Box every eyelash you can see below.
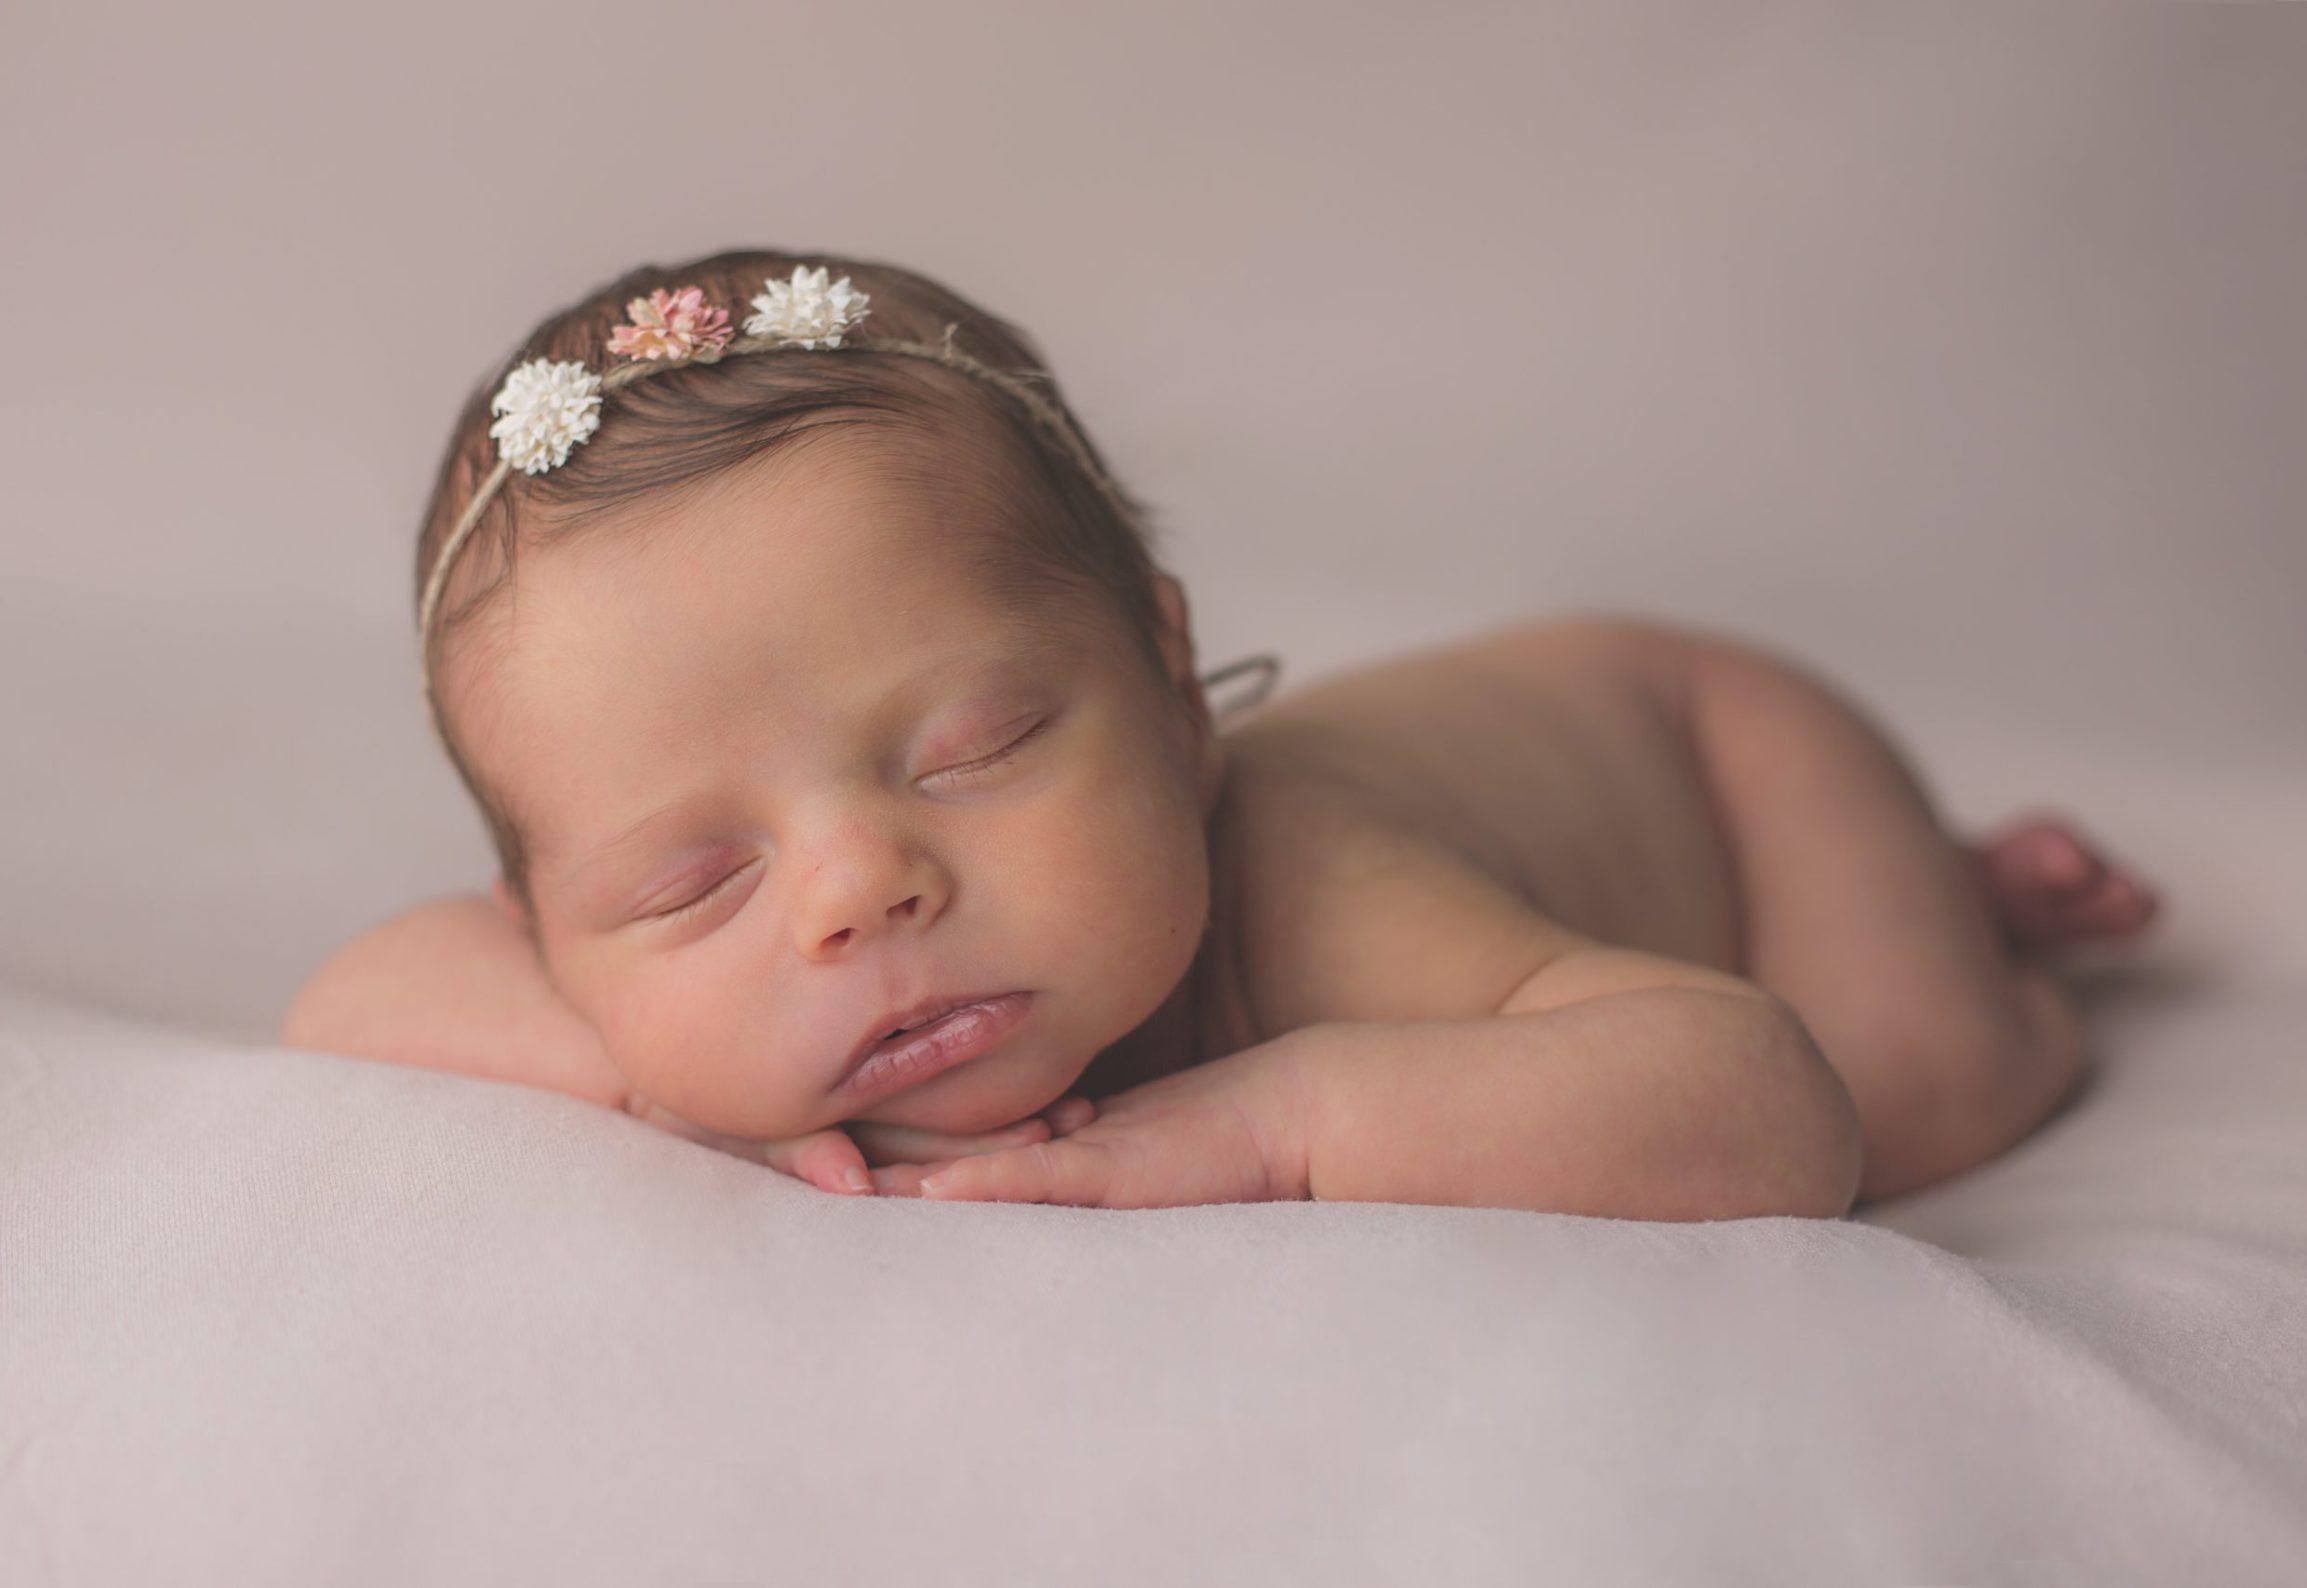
[652,859,756,924]
[643,720,1050,924]
[936,717,1048,784]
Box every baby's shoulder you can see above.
[1210,734,1599,1046]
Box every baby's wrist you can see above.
[1240,1029,1324,1202]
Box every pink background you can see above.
[1,2,2300,1036]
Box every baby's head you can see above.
[416,250,1234,1138]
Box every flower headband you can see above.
[415,266,1123,735]
[415,262,1283,754]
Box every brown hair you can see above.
[415,248,1181,914]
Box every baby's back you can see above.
[1208,613,1746,1048]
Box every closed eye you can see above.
[647,858,760,925]
[931,718,1050,785]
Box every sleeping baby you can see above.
[281,249,2162,1218]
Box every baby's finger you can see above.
[921,1137,1114,1206]
[754,1127,875,1196]
[846,1095,1096,1166]
[1046,1096,1098,1136]
[846,1113,1052,1168]
[629,1096,874,1195]
[869,1156,962,1198]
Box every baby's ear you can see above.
[1152,570,1193,656]
[1151,570,1203,700]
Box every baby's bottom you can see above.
[1658,627,2091,1205]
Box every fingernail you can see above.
[919,1173,948,1197]
[841,1166,871,1194]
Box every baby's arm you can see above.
[280,895,634,1111]
[1300,982,1861,1219]
[280,897,1094,1193]
[1212,782,1862,1219]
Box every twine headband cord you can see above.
[416,266,1280,759]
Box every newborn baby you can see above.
[282,249,2161,1218]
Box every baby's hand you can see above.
[845,1098,1098,1195]
[624,1091,1096,1196]
[882,1041,1315,1209]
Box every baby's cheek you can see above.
[590,970,720,1104]
[597,964,807,1133]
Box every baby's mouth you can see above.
[834,992,1036,1100]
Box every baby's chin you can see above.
[849,1051,1081,1136]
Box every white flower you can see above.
[489,358,604,475]
[744,264,871,348]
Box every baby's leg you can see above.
[1661,626,2088,1204]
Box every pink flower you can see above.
[608,285,734,362]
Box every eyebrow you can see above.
[575,788,729,877]
[542,644,1063,890]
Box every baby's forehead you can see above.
[462,554,1103,747]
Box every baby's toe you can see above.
[1992,820,2102,898]
[2086,872,2161,934]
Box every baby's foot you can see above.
[1964,811,2163,958]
